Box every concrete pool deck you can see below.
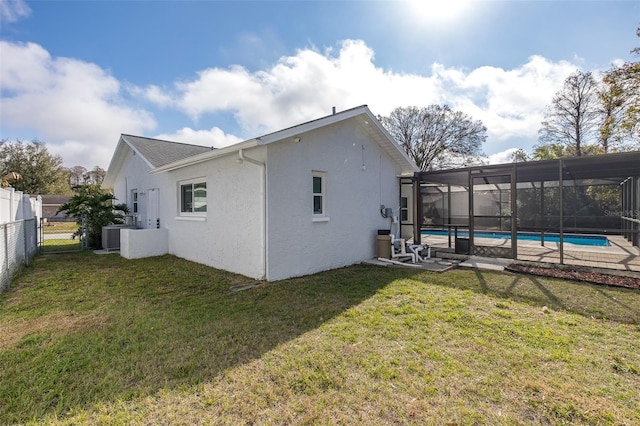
[421,234,640,273]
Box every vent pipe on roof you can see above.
[332,106,336,115]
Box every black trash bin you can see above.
[455,237,470,254]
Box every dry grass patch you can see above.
[0,311,109,349]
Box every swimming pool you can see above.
[421,229,611,247]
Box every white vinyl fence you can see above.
[1,187,42,292]
[1,218,38,292]
[1,187,41,224]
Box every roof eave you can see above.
[258,105,370,144]
[260,106,419,174]
[104,134,161,188]
[110,105,418,178]
[103,137,129,188]
[357,110,419,175]
[150,139,260,174]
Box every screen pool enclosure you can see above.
[406,151,640,268]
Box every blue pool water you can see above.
[421,229,611,247]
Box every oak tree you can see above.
[381,105,486,171]
[67,166,88,187]
[0,139,71,194]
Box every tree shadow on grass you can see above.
[407,266,640,325]
[0,255,406,424]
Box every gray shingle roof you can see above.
[121,134,214,168]
[40,195,71,205]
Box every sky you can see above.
[1,0,639,170]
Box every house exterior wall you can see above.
[265,120,402,281]
[106,108,416,281]
[42,205,65,221]
[111,147,172,230]
[165,148,266,280]
[41,196,71,221]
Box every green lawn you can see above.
[1,252,639,425]
[41,222,78,234]
[40,222,83,253]
[40,239,83,253]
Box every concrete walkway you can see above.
[364,255,514,273]
[458,256,513,271]
[363,257,459,272]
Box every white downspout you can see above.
[238,149,268,280]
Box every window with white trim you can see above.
[131,189,138,213]
[179,179,207,216]
[312,171,326,216]
[400,197,408,221]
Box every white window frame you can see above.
[178,178,207,219]
[312,171,329,222]
[400,196,409,222]
[131,189,138,214]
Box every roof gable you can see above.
[258,106,419,175]
[151,106,419,175]
[40,195,71,205]
[103,135,214,188]
[121,134,213,168]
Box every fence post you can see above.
[24,218,36,266]
[39,217,43,254]
[3,223,9,291]
[23,220,28,267]
[34,218,38,258]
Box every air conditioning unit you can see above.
[102,225,134,250]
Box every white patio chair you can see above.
[408,243,431,262]
[390,234,416,263]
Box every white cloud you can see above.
[0,0,31,24]
[435,55,577,142]
[0,41,156,168]
[129,84,173,107]
[485,148,520,165]
[154,127,243,149]
[1,38,591,170]
[143,40,446,135]
[151,40,577,151]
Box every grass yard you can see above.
[40,222,83,253]
[41,222,78,234]
[1,253,639,425]
[39,239,83,253]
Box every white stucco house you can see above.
[103,105,418,281]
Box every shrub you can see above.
[57,184,129,248]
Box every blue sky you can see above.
[1,0,639,169]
